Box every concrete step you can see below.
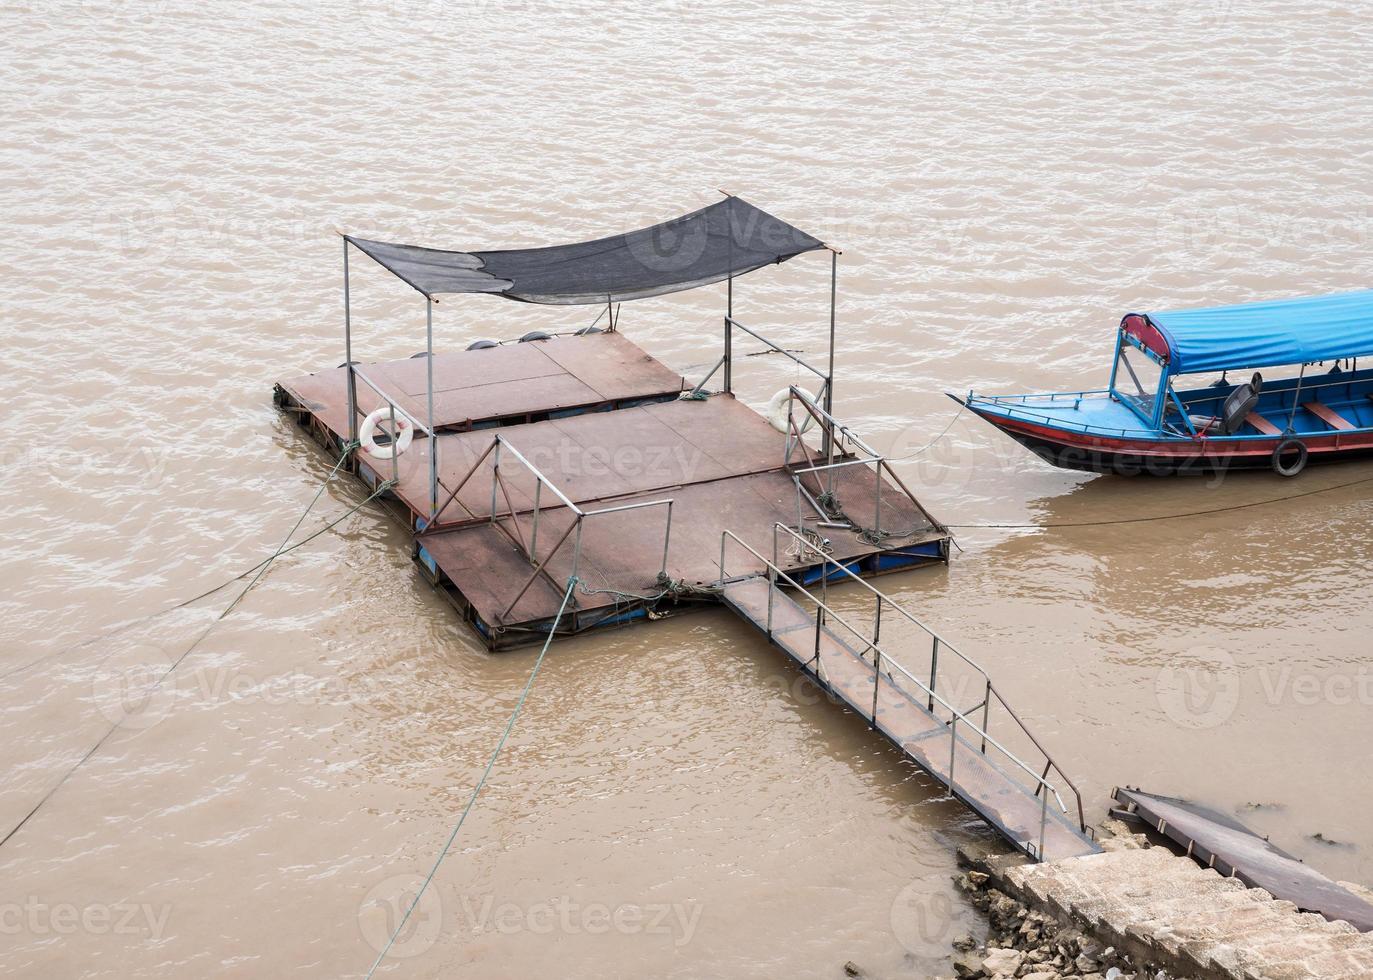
[995,846,1373,980]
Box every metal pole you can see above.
[344,238,358,443]
[426,298,437,520]
[490,439,502,524]
[388,403,399,486]
[820,552,829,626]
[767,529,777,634]
[660,501,673,577]
[1286,362,1307,433]
[531,480,542,559]
[823,249,837,457]
[870,646,881,729]
[981,681,991,754]
[874,459,883,536]
[948,714,957,795]
[1039,790,1049,861]
[723,317,732,395]
[928,637,939,712]
[572,516,584,585]
[725,203,734,397]
[812,601,822,668]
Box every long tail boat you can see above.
[953,290,1373,476]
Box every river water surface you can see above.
[3,1,1372,976]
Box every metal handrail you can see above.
[789,452,938,539]
[968,393,1161,439]
[582,498,675,582]
[725,316,829,383]
[423,432,675,620]
[769,524,1086,836]
[718,529,1075,829]
[1176,373,1373,408]
[349,365,435,437]
[978,386,1373,441]
[774,523,991,675]
[784,386,881,462]
[980,389,1111,404]
[490,435,584,516]
[778,388,946,537]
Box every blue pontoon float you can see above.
[955,289,1373,476]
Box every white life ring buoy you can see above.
[766,387,818,435]
[360,407,414,459]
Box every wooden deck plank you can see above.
[1303,400,1356,431]
[721,577,1098,862]
[1245,412,1281,436]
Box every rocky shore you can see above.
[937,866,1185,980]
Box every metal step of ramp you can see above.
[718,550,1100,862]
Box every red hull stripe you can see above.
[981,411,1373,460]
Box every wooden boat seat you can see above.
[1188,412,1280,436]
[1245,413,1281,436]
[1303,400,1355,431]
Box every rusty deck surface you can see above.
[723,577,1099,862]
[275,331,950,645]
[278,330,684,434]
[412,394,945,630]
[380,395,807,526]
[423,463,945,631]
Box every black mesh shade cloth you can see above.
[345,197,825,305]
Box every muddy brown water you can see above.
[3,1,1372,976]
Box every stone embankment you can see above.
[942,829,1373,980]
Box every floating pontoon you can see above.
[276,197,951,648]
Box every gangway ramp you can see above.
[719,525,1099,862]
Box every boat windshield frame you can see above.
[1108,328,1169,429]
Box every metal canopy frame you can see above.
[717,242,842,456]
[338,201,840,525]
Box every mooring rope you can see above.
[0,446,393,851]
[885,404,967,461]
[947,472,1373,530]
[2,444,378,682]
[364,576,579,980]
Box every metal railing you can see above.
[686,315,834,424]
[722,315,831,394]
[968,390,1162,439]
[718,523,1091,861]
[1176,373,1373,412]
[422,433,673,622]
[780,387,945,538]
[346,364,439,500]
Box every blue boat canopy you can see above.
[1135,289,1373,375]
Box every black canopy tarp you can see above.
[345,196,825,305]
